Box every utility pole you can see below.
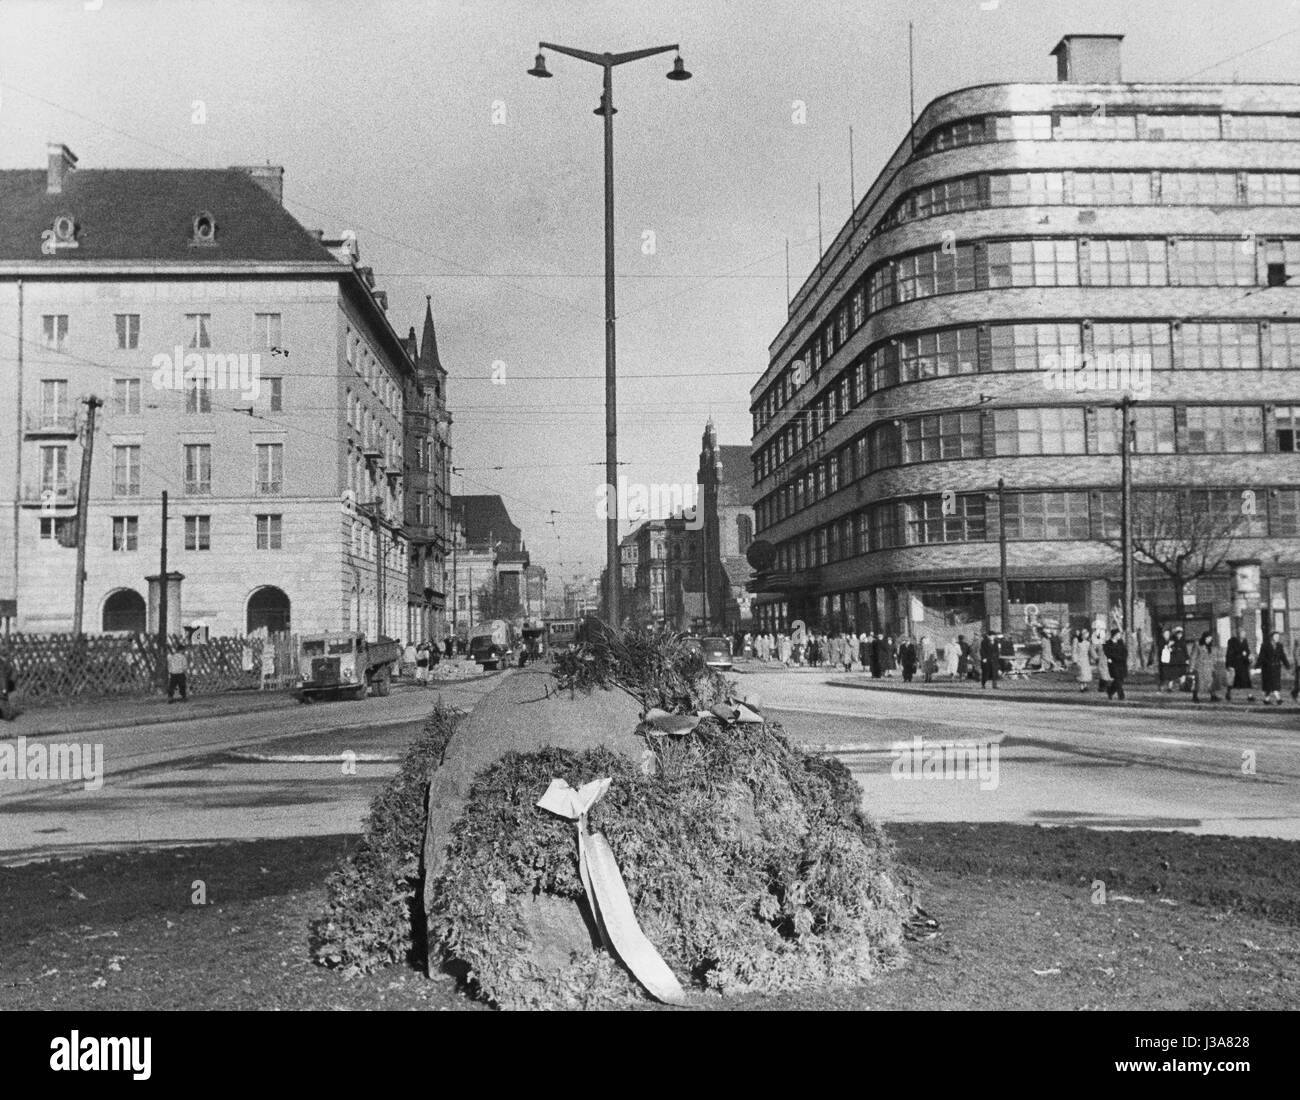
[1119,395,1136,667]
[157,489,168,688]
[997,477,1010,633]
[371,505,384,640]
[71,395,102,636]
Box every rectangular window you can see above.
[1274,489,1300,536]
[989,323,1081,372]
[1232,115,1300,141]
[112,378,141,415]
[266,377,283,412]
[115,313,140,349]
[1072,171,1152,205]
[1092,321,1173,372]
[896,245,977,300]
[39,444,68,493]
[256,514,283,550]
[1172,239,1257,286]
[255,443,283,494]
[113,445,141,497]
[986,240,1078,287]
[869,423,902,470]
[869,502,902,551]
[1245,172,1300,206]
[1056,112,1137,140]
[1180,322,1260,370]
[42,314,69,350]
[111,516,138,552]
[902,412,983,463]
[988,172,1065,207]
[183,443,211,495]
[897,327,979,381]
[1182,406,1264,453]
[39,516,75,542]
[1095,406,1176,454]
[1159,172,1239,205]
[1003,492,1091,540]
[851,285,865,330]
[1088,239,1167,286]
[1276,405,1300,452]
[185,378,212,414]
[184,515,211,551]
[253,312,282,348]
[992,407,1085,456]
[915,176,982,218]
[1144,114,1221,141]
[38,379,70,425]
[992,114,1052,141]
[925,116,991,152]
[185,313,211,349]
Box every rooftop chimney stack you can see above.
[1051,34,1124,83]
[232,164,284,205]
[46,144,78,194]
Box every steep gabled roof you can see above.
[0,168,336,263]
[452,494,521,552]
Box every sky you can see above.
[2,0,1299,585]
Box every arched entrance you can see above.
[102,588,147,633]
[247,586,291,634]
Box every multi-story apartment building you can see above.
[400,297,452,645]
[750,35,1300,650]
[0,145,420,638]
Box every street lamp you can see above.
[528,40,692,630]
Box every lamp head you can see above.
[667,55,692,81]
[528,52,552,78]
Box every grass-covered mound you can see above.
[427,714,910,1010]
[309,703,460,975]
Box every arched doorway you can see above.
[102,589,147,633]
[247,586,291,634]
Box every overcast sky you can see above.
[3,0,1298,584]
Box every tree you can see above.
[475,580,522,623]
[1110,490,1245,622]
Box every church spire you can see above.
[419,294,443,376]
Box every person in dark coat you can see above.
[979,631,1000,689]
[1225,627,1254,702]
[898,638,918,682]
[882,636,898,676]
[1255,631,1291,705]
[858,634,871,673]
[869,634,884,678]
[956,635,971,680]
[1167,628,1190,692]
[1102,628,1128,700]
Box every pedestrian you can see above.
[957,634,974,680]
[1255,630,1291,705]
[1037,627,1057,673]
[869,633,883,678]
[942,638,960,680]
[1154,628,1173,691]
[1050,630,1065,673]
[1070,629,1092,692]
[1190,631,1224,703]
[778,632,791,665]
[1102,628,1128,700]
[883,636,898,677]
[1168,628,1190,693]
[979,631,1000,689]
[841,634,854,673]
[807,634,820,667]
[166,643,189,702]
[899,637,918,683]
[415,642,430,684]
[858,633,870,674]
[1226,627,1254,702]
[1291,636,1300,703]
[919,635,938,683]
[1090,630,1109,693]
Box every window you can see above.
[253,312,282,348]
[868,422,902,470]
[1245,173,1300,206]
[986,240,1078,287]
[42,315,68,350]
[1183,406,1263,453]
[989,323,1081,372]
[1056,112,1137,140]
[923,116,989,152]
[185,313,211,349]
[112,378,141,415]
[1180,323,1260,370]
[1088,239,1167,285]
[851,285,865,330]
[896,327,979,382]
[183,443,211,495]
[40,444,68,493]
[988,172,1065,207]
[112,516,138,552]
[115,314,140,349]
[992,114,1052,141]
[1092,321,1172,371]
[1274,489,1300,536]
[1145,114,1220,140]
[1276,406,1300,452]
[868,502,902,550]
[1265,240,1300,285]
[184,515,211,551]
[1159,172,1238,205]
[895,244,976,301]
[38,379,70,425]
[39,516,75,542]
[914,176,981,218]
[902,412,983,463]
[255,443,283,494]
[266,377,283,412]
[1072,171,1151,205]
[1003,492,1090,540]
[869,265,894,312]
[113,445,140,497]
[902,494,987,544]
[185,378,212,414]
[1181,488,1265,537]
[1232,115,1300,141]
[1095,406,1176,454]
[256,514,283,550]
[993,407,1085,455]
[1172,239,1256,286]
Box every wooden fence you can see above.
[0,632,299,703]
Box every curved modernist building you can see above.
[749,35,1300,648]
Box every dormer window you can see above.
[191,212,217,246]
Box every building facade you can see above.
[750,36,1300,652]
[697,420,756,634]
[0,146,426,639]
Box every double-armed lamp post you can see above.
[528,41,692,629]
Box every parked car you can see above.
[701,636,733,671]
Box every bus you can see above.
[547,618,578,650]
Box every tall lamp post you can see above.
[528,41,692,630]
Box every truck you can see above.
[467,619,517,670]
[296,632,402,702]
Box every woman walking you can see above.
[942,638,960,680]
[1071,629,1092,693]
[898,637,918,683]
[1154,628,1172,692]
[1167,628,1190,693]
[919,635,938,683]
[1225,627,1254,702]
[1102,628,1128,700]
[1190,631,1225,703]
[1255,630,1291,705]
[1090,630,1109,694]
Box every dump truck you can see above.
[467,619,517,670]
[296,632,402,702]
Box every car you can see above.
[701,636,733,671]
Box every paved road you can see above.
[742,671,1300,839]
[0,678,499,866]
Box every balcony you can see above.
[361,445,383,464]
[20,482,77,510]
[24,410,79,438]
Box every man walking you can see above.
[979,631,1000,689]
[166,643,189,703]
[1226,627,1254,702]
[1102,628,1128,700]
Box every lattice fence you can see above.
[0,632,299,703]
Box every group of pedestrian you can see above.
[1152,625,1297,705]
[402,640,442,684]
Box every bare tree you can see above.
[475,581,522,623]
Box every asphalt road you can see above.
[0,678,499,866]
[746,671,1300,839]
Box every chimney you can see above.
[1051,35,1124,83]
[232,164,284,205]
[46,144,78,194]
